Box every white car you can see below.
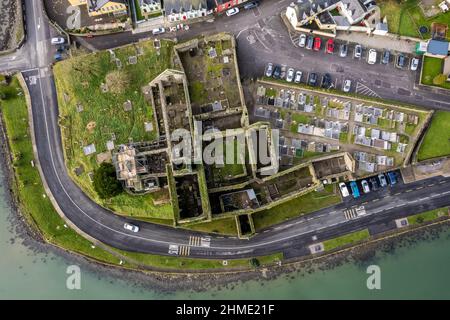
[51,37,65,45]
[361,180,371,193]
[342,79,352,93]
[339,182,350,198]
[265,63,274,77]
[410,57,419,71]
[286,68,295,82]
[367,49,377,65]
[294,70,302,83]
[226,7,239,16]
[152,27,165,35]
[124,223,139,233]
[298,34,307,48]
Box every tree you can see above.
[250,258,260,268]
[93,162,122,199]
[433,74,447,86]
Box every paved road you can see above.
[2,0,450,262]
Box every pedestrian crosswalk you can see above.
[189,236,211,248]
[178,245,190,256]
[168,236,212,256]
[344,206,366,220]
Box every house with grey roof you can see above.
[164,0,211,22]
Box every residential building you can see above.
[164,0,211,22]
[213,0,249,13]
[138,0,163,17]
[69,0,128,17]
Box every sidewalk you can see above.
[336,32,419,54]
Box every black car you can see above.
[396,54,406,68]
[273,65,281,79]
[306,35,314,50]
[369,177,379,191]
[382,50,390,64]
[308,73,318,86]
[244,1,259,9]
[321,73,333,89]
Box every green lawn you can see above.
[290,113,310,133]
[211,139,246,180]
[418,111,450,161]
[252,184,341,231]
[421,56,450,90]
[182,217,238,236]
[323,229,370,251]
[408,207,448,225]
[54,39,175,220]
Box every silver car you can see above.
[298,34,307,48]
[410,57,419,71]
[342,79,352,93]
[124,223,139,233]
[354,44,362,59]
[265,63,274,77]
[294,70,302,83]
[286,68,295,82]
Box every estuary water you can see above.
[1,164,450,300]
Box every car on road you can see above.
[56,45,66,53]
[354,44,362,58]
[339,182,350,198]
[286,68,295,82]
[410,57,419,71]
[306,35,314,50]
[313,37,321,51]
[244,1,259,9]
[361,180,371,193]
[152,27,165,35]
[396,54,406,68]
[308,72,318,86]
[326,39,334,54]
[265,63,274,77]
[226,7,240,16]
[54,53,63,61]
[294,70,303,83]
[369,177,379,191]
[342,79,351,92]
[367,49,377,64]
[339,44,348,57]
[350,181,360,199]
[387,171,398,186]
[378,173,388,187]
[51,37,65,45]
[382,50,390,64]
[273,65,281,79]
[298,34,307,47]
[124,223,139,233]
[321,73,333,89]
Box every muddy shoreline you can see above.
[1,110,450,294]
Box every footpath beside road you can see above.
[336,32,419,53]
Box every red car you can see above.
[313,37,321,51]
[326,39,334,54]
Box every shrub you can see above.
[93,163,123,199]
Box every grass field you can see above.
[323,229,370,251]
[54,40,175,221]
[417,111,450,161]
[182,217,238,236]
[421,57,450,90]
[379,0,450,40]
[252,184,341,231]
[407,207,448,225]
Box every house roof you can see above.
[88,0,126,12]
[427,39,450,56]
[164,0,207,14]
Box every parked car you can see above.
[54,53,63,61]
[124,223,139,233]
[326,39,334,54]
[339,44,348,57]
[410,57,419,71]
[342,79,352,93]
[313,37,322,51]
[226,7,239,16]
[350,181,360,199]
[306,35,314,50]
[244,1,259,9]
[265,63,274,77]
[378,173,388,187]
[286,68,295,82]
[321,73,333,89]
[354,44,362,58]
[339,182,350,198]
[387,171,398,186]
[152,27,165,35]
[51,37,65,45]
[308,72,318,86]
[299,34,307,48]
[367,49,377,64]
[294,70,303,83]
[382,50,390,64]
[56,45,66,53]
[361,180,371,193]
[369,177,379,191]
[273,65,281,79]
[396,54,406,68]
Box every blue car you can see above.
[350,181,360,199]
[387,172,397,186]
